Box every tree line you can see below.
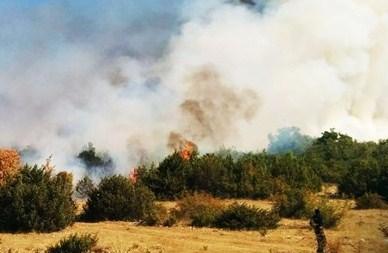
[0,128,387,233]
[136,129,388,200]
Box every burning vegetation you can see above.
[168,132,198,160]
[129,168,139,183]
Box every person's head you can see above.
[314,208,320,215]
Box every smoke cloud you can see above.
[1,0,388,179]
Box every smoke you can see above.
[0,0,184,178]
[267,127,313,154]
[2,0,388,179]
[163,0,388,149]
[177,67,259,146]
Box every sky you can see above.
[0,0,184,68]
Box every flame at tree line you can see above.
[167,132,198,161]
[129,132,197,182]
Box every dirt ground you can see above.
[0,200,387,253]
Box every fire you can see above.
[129,168,138,183]
[0,149,21,184]
[180,141,196,160]
[167,132,198,160]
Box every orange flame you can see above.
[129,168,138,183]
[180,141,196,160]
[168,132,198,160]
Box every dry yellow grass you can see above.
[0,200,387,253]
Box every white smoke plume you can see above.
[1,0,388,179]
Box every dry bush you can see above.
[176,192,224,220]
[273,188,308,218]
[142,203,169,226]
[380,223,388,238]
[0,149,21,184]
[305,194,349,228]
[356,193,387,209]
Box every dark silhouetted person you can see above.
[310,209,327,253]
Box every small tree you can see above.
[81,175,156,222]
[75,176,95,199]
[0,165,76,232]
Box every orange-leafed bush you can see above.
[0,149,21,183]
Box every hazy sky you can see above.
[0,0,184,69]
[2,0,388,178]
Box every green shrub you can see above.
[274,189,307,218]
[191,205,221,227]
[213,203,280,231]
[139,153,190,200]
[0,165,76,232]
[141,204,168,226]
[82,175,156,222]
[75,176,95,199]
[46,233,97,253]
[318,204,344,229]
[356,193,387,209]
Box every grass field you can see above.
[0,200,387,253]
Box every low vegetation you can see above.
[305,196,348,229]
[176,193,223,219]
[141,203,169,226]
[172,193,280,231]
[356,193,387,209]
[274,189,347,228]
[213,203,280,231]
[46,233,97,253]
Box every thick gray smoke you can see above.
[0,1,184,178]
[2,0,388,179]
